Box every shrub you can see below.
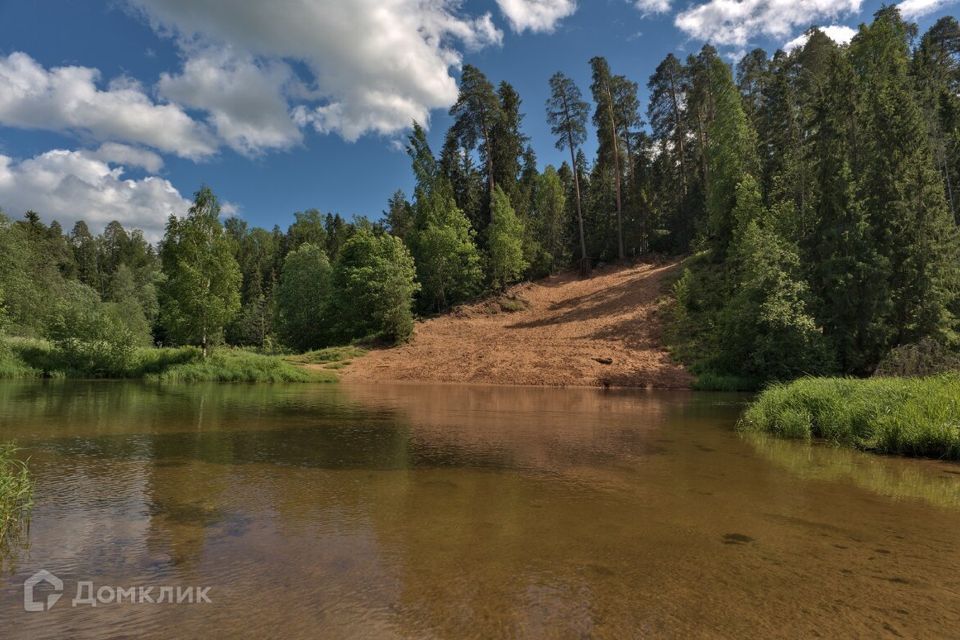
[46,302,141,377]
[874,337,960,378]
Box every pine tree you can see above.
[851,8,960,359]
[547,72,591,275]
[590,56,626,261]
[703,53,759,258]
[450,65,502,210]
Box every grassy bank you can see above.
[0,338,335,383]
[0,444,32,547]
[740,375,960,459]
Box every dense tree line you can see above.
[0,188,416,364]
[671,9,960,383]
[1,7,958,384]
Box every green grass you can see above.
[0,343,41,379]
[0,444,33,548]
[288,345,367,365]
[740,374,960,459]
[146,349,335,383]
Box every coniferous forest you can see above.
[1,7,958,389]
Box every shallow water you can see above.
[0,381,959,638]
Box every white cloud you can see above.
[495,0,577,33]
[158,46,302,156]
[0,51,216,160]
[0,149,189,240]
[898,0,958,19]
[675,0,863,47]
[784,25,857,51]
[128,0,503,141]
[90,143,164,173]
[633,0,671,16]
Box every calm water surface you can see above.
[1,381,959,638]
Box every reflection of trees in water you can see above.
[745,432,960,509]
[0,380,743,636]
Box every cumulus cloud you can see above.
[128,0,503,141]
[898,0,958,19]
[0,51,215,160]
[784,25,857,51]
[90,143,165,173]
[495,0,577,33]
[158,46,302,155]
[675,0,863,47]
[633,0,671,16]
[0,149,189,240]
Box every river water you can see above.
[0,381,958,638]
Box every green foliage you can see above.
[741,374,960,459]
[704,55,759,257]
[486,186,528,290]
[408,187,483,312]
[46,295,144,377]
[331,229,419,344]
[524,166,570,277]
[159,187,242,353]
[718,176,833,380]
[275,243,333,351]
[0,444,33,550]
[405,125,483,313]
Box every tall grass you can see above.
[1,337,335,383]
[0,444,33,548]
[740,374,960,459]
[147,349,335,383]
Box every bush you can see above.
[46,301,141,377]
[740,375,960,459]
[874,337,960,378]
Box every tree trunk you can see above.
[603,82,624,261]
[560,92,589,276]
[483,124,495,203]
[668,70,688,194]
[570,145,589,277]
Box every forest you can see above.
[0,6,958,388]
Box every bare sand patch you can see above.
[339,260,692,389]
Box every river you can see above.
[1,381,958,638]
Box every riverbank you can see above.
[740,375,960,460]
[341,260,692,388]
[0,339,335,383]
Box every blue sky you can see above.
[0,0,956,239]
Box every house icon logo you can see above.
[24,570,63,612]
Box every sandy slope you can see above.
[340,260,693,389]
